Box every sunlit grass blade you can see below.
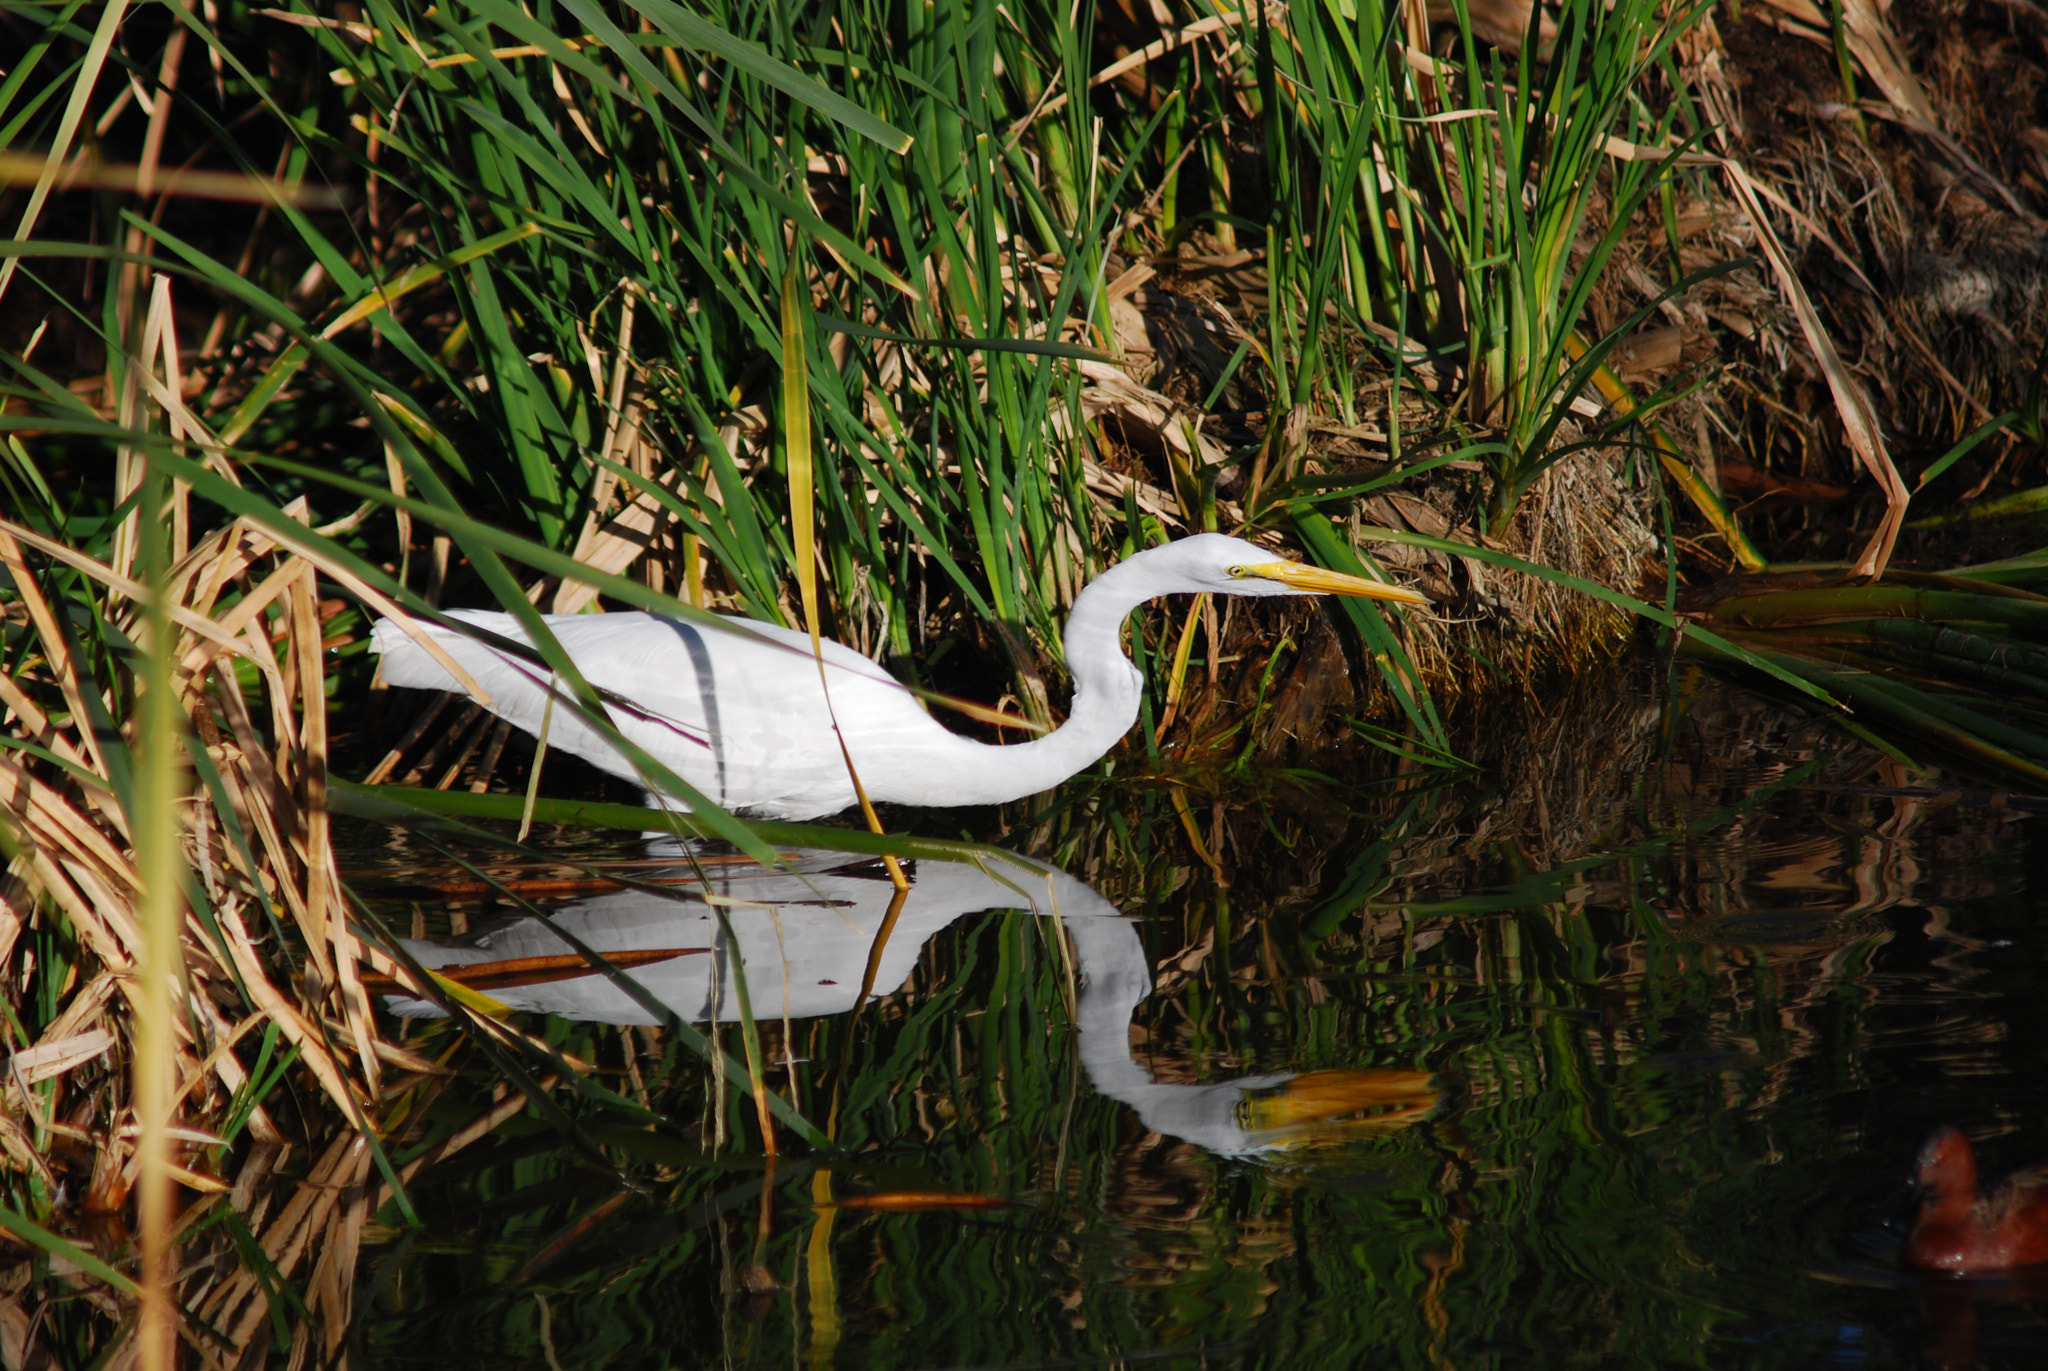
[0,0,130,308]
[131,468,183,1371]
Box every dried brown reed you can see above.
[0,273,565,1367]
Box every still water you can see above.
[351,670,2048,1369]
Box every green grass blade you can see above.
[0,1205,140,1294]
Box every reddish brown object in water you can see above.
[358,947,705,996]
[1905,1126,2048,1273]
[814,1192,1018,1212]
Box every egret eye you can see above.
[1226,565,1246,577]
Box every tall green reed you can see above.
[10,0,1735,776]
[233,6,1712,678]
[1239,0,1711,532]
[131,467,183,1371]
[282,0,1122,693]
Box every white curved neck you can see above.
[873,557,1155,806]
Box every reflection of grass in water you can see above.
[347,703,2018,1368]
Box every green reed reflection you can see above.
[348,682,2046,1370]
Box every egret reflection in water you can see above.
[384,848,1437,1156]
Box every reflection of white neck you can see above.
[1061,911,1298,1155]
[390,852,1322,1155]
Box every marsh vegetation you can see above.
[5,0,2048,1364]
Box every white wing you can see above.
[371,610,950,818]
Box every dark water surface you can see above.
[349,672,2048,1370]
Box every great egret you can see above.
[369,532,1427,819]
[385,848,1439,1155]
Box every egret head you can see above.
[1143,533,1431,604]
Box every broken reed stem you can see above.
[517,676,557,844]
[133,467,185,1371]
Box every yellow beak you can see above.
[1237,1068,1442,1148]
[1238,560,1432,604]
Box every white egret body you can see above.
[369,533,1425,819]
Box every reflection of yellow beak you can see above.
[1237,1068,1441,1148]
[1238,560,1432,604]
